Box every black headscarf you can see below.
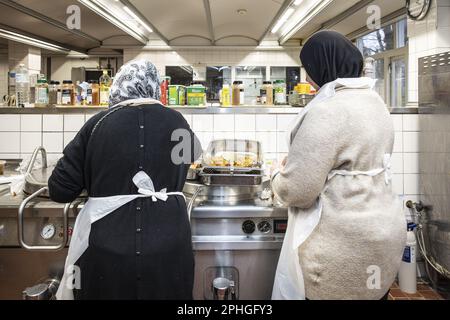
[300,30,364,88]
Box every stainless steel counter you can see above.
[0,105,419,114]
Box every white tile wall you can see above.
[277,115,295,132]
[193,115,213,131]
[392,115,403,131]
[256,115,277,131]
[43,132,63,153]
[256,132,277,153]
[393,132,403,152]
[404,153,419,174]
[213,131,234,140]
[0,132,20,153]
[64,115,85,132]
[235,115,255,132]
[235,131,256,140]
[277,132,289,153]
[404,174,420,195]
[20,132,41,153]
[403,132,420,152]
[21,115,42,132]
[43,115,64,132]
[213,115,234,132]
[392,174,404,195]
[0,115,20,131]
[391,153,404,174]
[403,115,420,131]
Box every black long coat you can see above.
[48,103,201,300]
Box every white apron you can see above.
[271,77,393,300]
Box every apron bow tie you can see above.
[133,171,169,202]
[138,187,169,202]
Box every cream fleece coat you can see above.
[272,86,406,300]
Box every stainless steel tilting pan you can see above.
[18,147,80,251]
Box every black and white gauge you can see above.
[41,224,56,240]
[257,221,272,234]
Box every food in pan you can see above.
[209,152,258,168]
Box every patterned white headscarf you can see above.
[109,60,161,107]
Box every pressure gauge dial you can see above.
[41,224,56,240]
[258,221,272,234]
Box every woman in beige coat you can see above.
[271,31,406,300]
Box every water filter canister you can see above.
[399,222,417,294]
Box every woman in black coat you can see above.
[49,60,201,300]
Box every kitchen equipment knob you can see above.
[242,220,256,234]
[22,279,60,300]
[23,283,51,300]
[213,277,231,300]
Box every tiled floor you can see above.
[388,281,445,300]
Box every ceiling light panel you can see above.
[78,0,152,44]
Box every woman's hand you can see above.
[270,156,287,176]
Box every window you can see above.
[165,66,193,86]
[374,58,385,100]
[357,25,394,57]
[235,66,266,105]
[356,18,408,107]
[270,67,301,94]
[206,66,231,101]
[390,57,406,107]
[396,19,408,48]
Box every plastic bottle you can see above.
[15,64,30,108]
[399,222,417,294]
[61,80,75,105]
[222,83,231,107]
[99,70,112,106]
[260,81,274,106]
[35,77,49,108]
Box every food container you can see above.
[160,76,171,106]
[221,83,231,107]
[260,81,274,106]
[48,81,60,105]
[232,81,244,106]
[88,80,100,106]
[61,80,75,105]
[187,85,206,106]
[289,91,315,107]
[274,80,287,105]
[168,85,186,106]
[297,82,312,95]
[35,78,49,108]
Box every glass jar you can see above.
[260,81,274,106]
[35,78,49,108]
[232,81,241,106]
[274,80,287,105]
[88,80,100,106]
[48,81,60,105]
[61,80,75,106]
